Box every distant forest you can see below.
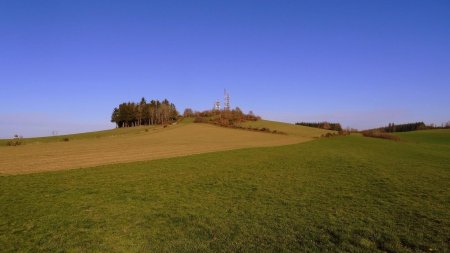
[367,122,427,133]
[111,98,179,128]
[365,121,450,133]
[295,122,343,131]
[383,122,426,132]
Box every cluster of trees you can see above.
[184,108,260,126]
[295,122,343,131]
[383,122,426,132]
[111,98,179,128]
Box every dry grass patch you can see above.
[0,122,323,174]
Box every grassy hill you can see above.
[0,120,329,174]
[394,129,450,145]
[0,129,449,252]
[0,125,153,146]
[240,119,334,137]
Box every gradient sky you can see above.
[1,0,449,137]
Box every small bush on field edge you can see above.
[361,131,400,141]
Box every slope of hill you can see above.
[1,130,448,252]
[240,119,334,137]
[394,129,450,145]
[0,121,329,174]
[0,125,154,146]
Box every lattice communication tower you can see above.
[224,89,230,110]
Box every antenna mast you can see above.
[224,89,230,110]
[214,100,221,110]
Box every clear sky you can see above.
[1,0,449,137]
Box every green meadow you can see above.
[1,129,449,252]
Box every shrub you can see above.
[320,131,353,138]
[193,117,207,123]
[296,122,343,131]
[6,139,22,146]
[338,130,351,136]
[362,131,400,141]
[6,135,23,146]
[62,137,70,142]
[321,132,338,138]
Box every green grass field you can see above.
[395,129,450,146]
[240,119,333,137]
[1,129,449,252]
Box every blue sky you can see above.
[1,0,449,137]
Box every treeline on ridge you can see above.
[111,98,179,128]
[366,122,429,133]
[295,122,343,131]
[382,122,426,132]
[361,122,432,141]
